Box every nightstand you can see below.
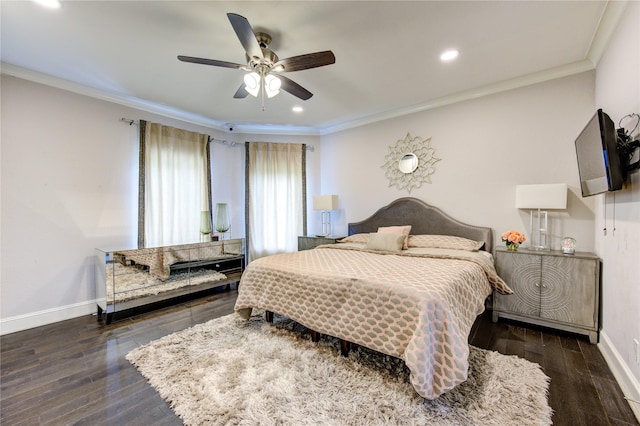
[298,236,344,251]
[492,247,601,343]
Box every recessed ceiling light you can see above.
[33,0,62,8]
[292,106,303,113]
[440,49,459,62]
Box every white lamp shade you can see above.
[313,195,338,211]
[264,74,281,98]
[243,72,260,97]
[515,184,567,209]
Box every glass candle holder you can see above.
[561,237,576,254]
[200,211,212,234]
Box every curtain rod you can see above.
[122,118,314,151]
[210,136,315,152]
[210,136,242,147]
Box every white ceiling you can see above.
[0,1,623,135]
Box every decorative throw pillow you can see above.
[339,234,369,244]
[377,225,412,249]
[364,232,405,252]
[407,234,484,251]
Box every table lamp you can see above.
[313,195,338,237]
[515,184,567,251]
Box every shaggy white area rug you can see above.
[127,312,552,425]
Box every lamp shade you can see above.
[264,74,281,98]
[515,184,567,209]
[313,195,338,211]
[243,72,260,97]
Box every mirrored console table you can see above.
[95,238,245,324]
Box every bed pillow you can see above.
[377,225,412,249]
[407,234,484,251]
[365,232,405,252]
[339,233,369,244]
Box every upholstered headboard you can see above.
[348,197,493,252]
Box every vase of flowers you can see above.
[502,230,526,251]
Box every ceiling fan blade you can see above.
[227,13,263,61]
[279,75,313,100]
[233,84,249,99]
[178,55,245,69]
[275,51,336,72]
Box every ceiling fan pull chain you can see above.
[261,75,266,111]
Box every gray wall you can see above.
[320,71,597,252]
[0,75,319,331]
[593,0,640,402]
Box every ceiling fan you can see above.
[178,13,336,102]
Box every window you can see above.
[245,142,306,260]
[139,120,211,247]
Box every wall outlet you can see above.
[635,339,640,365]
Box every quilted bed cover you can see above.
[235,243,511,399]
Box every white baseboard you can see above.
[0,300,97,336]
[599,331,640,422]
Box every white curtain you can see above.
[247,142,304,260]
[144,122,209,247]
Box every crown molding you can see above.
[318,0,628,135]
[319,59,596,135]
[0,62,322,136]
[586,0,629,67]
[0,62,226,129]
[0,59,598,137]
[1,0,626,137]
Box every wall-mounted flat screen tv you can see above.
[575,109,624,197]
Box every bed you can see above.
[234,197,512,399]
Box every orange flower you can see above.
[502,230,526,245]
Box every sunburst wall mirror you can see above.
[382,133,441,193]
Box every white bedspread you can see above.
[235,243,511,399]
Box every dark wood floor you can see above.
[1,287,638,425]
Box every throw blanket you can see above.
[235,243,511,399]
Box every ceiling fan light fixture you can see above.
[243,72,260,97]
[264,74,281,98]
[179,13,334,105]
